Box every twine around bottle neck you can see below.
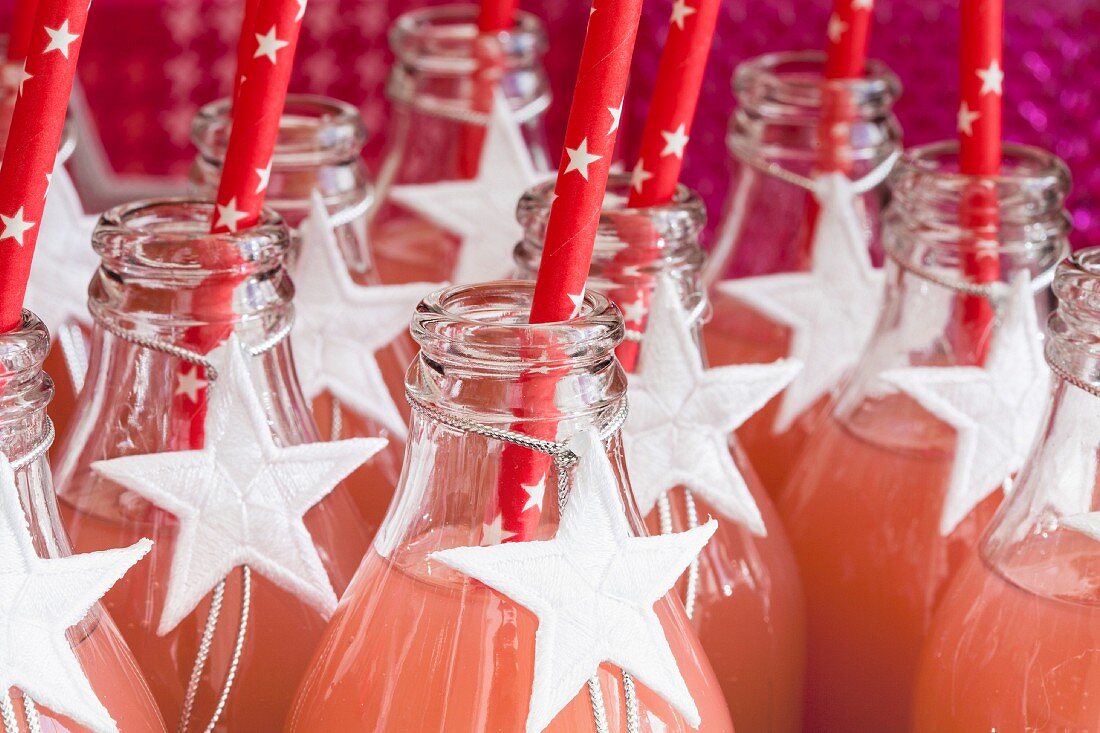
[386,65,551,127]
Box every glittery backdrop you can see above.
[9,0,1099,247]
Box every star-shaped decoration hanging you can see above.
[957,101,981,136]
[291,193,443,438]
[0,206,35,246]
[882,275,1049,535]
[659,124,690,159]
[719,172,884,432]
[624,276,801,534]
[976,59,1004,96]
[433,430,716,733]
[564,137,602,180]
[669,0,697,30]
[253,25,290,64]
[214,197,247,233]
[827,13,849,43]
[43,20,80,58]
[389,94,543,283]
[0,455,151,733]
[92,335,386,634]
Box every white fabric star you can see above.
[719,173,883,432]
[882,275,1049,535]
[433,430,716,733]
[389,94,543,283]
[669,0,697,30]
[292,194,442,438]
[0,456,151,733]
[43,20,80,58]
[976,59,1005,96]
[214,197,247,233]
[253,25,289,64]
[659,124,690,159]
[957,101,981,136]
[625,276,800,534]
[0,206,35,246]
[564,137,602,180]
[630,159,654,194]
[25,166,99,332]
[827,13,849,43]
[91,335,386,634]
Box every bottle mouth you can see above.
[734,50,902,118]
[389,4,547,74]
[412,281,624,373]
[1047,246,1100,385]
[93,198,289,283]
[192,94,367,167]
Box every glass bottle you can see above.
[287,282,733,732]
[367,4,553,286]
[191,94,405,536]
[702,50,903,497]
[912,246,1100,730]
[779,143,1070,730]
[52,200,372,731]
[514,175,805,732]
[0,310,165,733]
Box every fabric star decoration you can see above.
[433,430,716,733]
[25,165,99,333]
[91,335,386,634]
[882,274,1049,535]
[564,137,602,180]
[292,193,442,438]
[0,455,151,733]
[389,93,544,283]
[624,276,801,534]
[719,172,884,432]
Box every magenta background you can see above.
[4,0,1097,247]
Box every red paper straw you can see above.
[458,1,517,178]
[498,0,644,541]
[8,0,41,63]
[232,0,262,107]
[0,0,90,331]
[825,0,873,80]
[957,0,1003,364]
[479,0,518,32]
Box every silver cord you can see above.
[329,400,343,441]
[387,69,551,127]
[58,323,89,393]
[1,693,18,733]
[21,697,39,733]
[622,672,640,733]
[9,420,55,471]
[202,567,250,733]
[179,580,226,733]
[587,677,609,733]
[682,491,701,621]
[327,195,373,229]
[1047,357,1100,400]
[622,296,708,343]
[883,244,1059,300]
[725,137,901,197]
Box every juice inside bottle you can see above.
[289,283,733,732]
[53,200,372,731]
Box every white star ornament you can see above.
[433,430,716,733]
[91,335,386,634]
[0,456,151,733]
[625,276,800,534]
[719,172,884,432]
[882,274,1049,535]
[292,193,444,438]
[388,93,544,283]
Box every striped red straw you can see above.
[615,0,720,370]
[0,0,90,332]
[498,0,644,541]
[172,0,305,449]
[957,0,1003,364]
[7,0,41,65]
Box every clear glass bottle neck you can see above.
[190,95,370,229]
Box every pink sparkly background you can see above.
[6,0,1097,247]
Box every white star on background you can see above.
[720,173,883,432]
[174,365,207,403]
[254,157,273,194]
[0,455,151,733]
[564,137,602,180]
[608,98,624,134]
[630,159,654,194]
[976,59,1005,96]
[433,430,715,733]
[43,20,80,58]
[292,194,443,438]
[389,94,544,283]
[624,276,801,533]
[0,207,35,246]
[253,25,289,64]
[214,197,247,232]
[957,101,981,136]
[827,13,849,43]
[659,124,690,159]
[92,335,386,634]
[669,0,697,30]
[882,275,1049,535]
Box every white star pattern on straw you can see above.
[291,193,442,438]
[295,0,307,22]
[214,197,247,233]
[669,0,696,30]
[480,512,519,546]
[630,159,654,194]
[624,276,801,533]
[882,275,1049,535]
[827,13,849,43]
[14,61,32,96]
[568,291,585,318]
[659,123,690,159]
[92,335,386,634]
[608,98,624,135]
[957,101,981,136]
[389,94,544,283]
[174,365,207,403]
[720,173,883,432]
[976,59,1005,96]
[564,137,602,180]
[433,430,716,733]
[0,207,35,246]
[852,0,874,9]
[521,476,546,513]
[0,455,151,733]
[254,156,273,194]
[253,25,290,64]
[43,20,80,58]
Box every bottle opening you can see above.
[388,4,547,74]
